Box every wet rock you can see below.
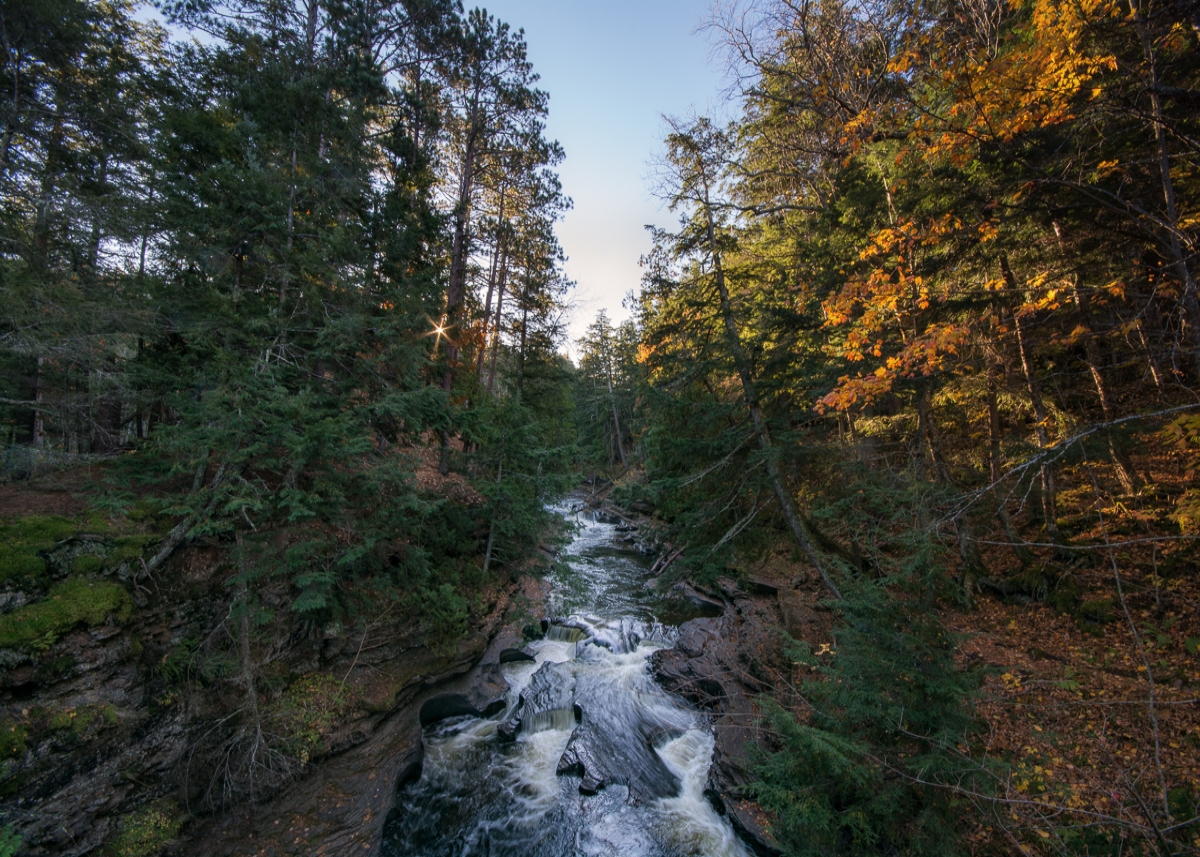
[480,697,506,717]
[742,576,779,596]
[517,660,575,731]
[497,647,536,664]
[672,581,726,614]
[393,752,423,793]
[652,613,784,855]
[555,705,681,802]
[497,717,521,742]
[496,658,572,740]
[418,694,481,727]
[652,618,728,707]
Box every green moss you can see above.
[1078,598,1115,625]
[270,673,353,764]
[124,500,163,524]
[71,554,105,574]
[46,709,74,732]
[0,720,27,759]
[109,535,159,563]
[0,552,45,582]
[0,577,134,651]
[0,515,89,584]
[36,703,115,737]
[0,824,21,857]
[1046,576,1082,615]
[105,800,182,857]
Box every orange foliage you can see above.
[902,0,1119,163]
[817,215,971,412]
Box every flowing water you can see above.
[379,504,751,857]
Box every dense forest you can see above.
[572,0,1200,854]
[0,0,1198,855]
[0,0,579,851]
[0,0,580,631]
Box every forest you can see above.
[0,0,1197,855]
[570,0,1200,854]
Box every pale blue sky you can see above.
[480,1,728,344]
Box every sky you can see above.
[477,1,730,347]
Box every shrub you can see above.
[270,673,352,764]
[752,578,989,857]
[419,583,469,651]
[0,720,26,759]
[0,578,134,650]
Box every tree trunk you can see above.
[1074,284,1144,493]
[486,261,508,395]
[605,360,627,467]
[1001,255,1064,547]
[443,93,482,393]
[477,235,507,382]
[703,191,841,600]
[919,385,986,600]
[482,457,503,575]
[987,351,1033,566]
[32,356,44,448]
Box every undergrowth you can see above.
[753,575,990,857]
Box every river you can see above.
[378,503,753,857]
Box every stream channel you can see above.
[379,503,753,857]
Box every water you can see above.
[379,504,751,857]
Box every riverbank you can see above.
[585,472,1200,855]
[187,573,550,856]
[0,472,559,857]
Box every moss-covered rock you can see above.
[270,673,354,764]
[1076,597,1116,634]
[71,554,105,575]
[1046,575,1082,615]
[0,577,134,650]
[0,721,27,760]
[105,800,183,857]
[0,516,79,584]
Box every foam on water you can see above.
[657,730,754,857]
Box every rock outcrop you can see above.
[651,578,828,857]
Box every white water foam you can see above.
[656,730,753,857]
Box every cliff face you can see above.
[0,479,551,857]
